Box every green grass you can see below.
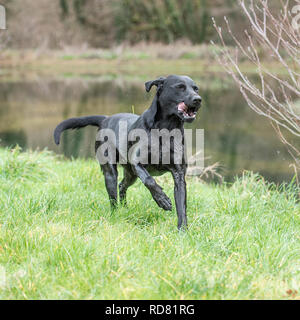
[0,147,299,299]
[1,47,296,83]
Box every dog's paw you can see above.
[153,192,172,211]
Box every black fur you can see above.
[54,115,106,145]
[54,75,202,230]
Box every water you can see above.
[0,74,296,183]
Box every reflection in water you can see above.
[0,76,297,183]
[0,130,27,148]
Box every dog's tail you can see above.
[54,115,107,145]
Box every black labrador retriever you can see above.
[54,75,202,230]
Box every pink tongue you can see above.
[178,102,196,118]
[178,102,186,112]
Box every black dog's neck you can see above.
[154,101,184,131]
[153,112,184,131]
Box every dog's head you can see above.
[145,75,202,126]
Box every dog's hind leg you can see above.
[119,166,137,206]
[101,164,118,210]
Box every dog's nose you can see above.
[192,96,202,106]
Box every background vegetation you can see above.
[1,0,260,49]
[0,1,299,300]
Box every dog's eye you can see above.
[193,86,199,92]
[177,84,186,91]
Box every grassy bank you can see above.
[0,46,295,81]
[0,147,299,299]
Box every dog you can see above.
[54,75,202,230]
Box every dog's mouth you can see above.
[177,102,197,121]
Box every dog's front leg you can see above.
[131,164,172,211]
[170,167,187,230]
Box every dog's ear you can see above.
[143,77,166,128]
[145,77,166,92]
[143,95,159,128]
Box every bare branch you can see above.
[213,0,300,176]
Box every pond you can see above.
[0,72,297,183]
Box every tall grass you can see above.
[0,147,299,299]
